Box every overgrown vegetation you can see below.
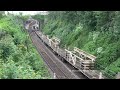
[0,12,51,79]
[35,11,120,78]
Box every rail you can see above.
[25,19,108,79]
[29,32,77,79]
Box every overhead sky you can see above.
[5,11,48,15]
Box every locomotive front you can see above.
[25,17,39,31]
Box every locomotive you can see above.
[25,16,39,31]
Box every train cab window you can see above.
[36,27,39,29]
[33,26,36,29]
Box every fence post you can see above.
[53,73,56,79]
[99,72,102,79]
[116,72,120,79]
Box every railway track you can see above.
[28,30,88,79]
[40,51,68,79]
[25,18,106,79]
[35,31,89,79]
[29,31,71,79]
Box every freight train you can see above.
[25,18,103,79]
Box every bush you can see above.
[0,15,51,79]
[41,11,120,78]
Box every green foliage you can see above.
[104,58,120,78]
[0,35,15,61]
[0,59,47,79]
[40,11,120,78]
[0,15,51,79]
